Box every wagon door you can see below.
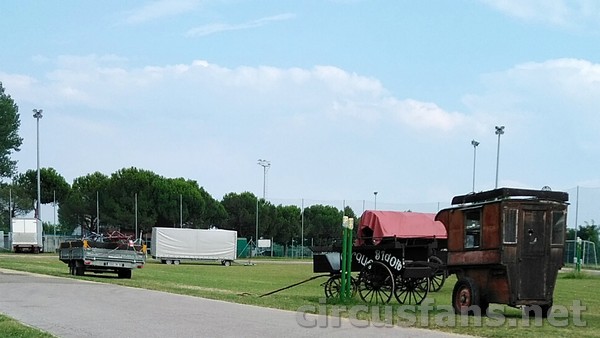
[517,206,547,300]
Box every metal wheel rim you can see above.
[455,286,472,309]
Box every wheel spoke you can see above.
[359,261,394,304]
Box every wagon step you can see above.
[402,266,433,279]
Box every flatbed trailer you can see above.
[59,239,146,279]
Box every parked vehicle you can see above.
[435,187,568,317]
[10,218,43,253]
[151,227,237,266]
[311,187,569,318]
[58,231,146,279]
[312,211,448,305]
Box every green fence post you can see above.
[576,237,583,273]
[345,218,354,299]
[340,216,349,301]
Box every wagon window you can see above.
[551,211,566,245]
[464,209,481,249]
[503,209,518,243]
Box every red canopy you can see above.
[356,210,447,245]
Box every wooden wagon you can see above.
[313,211,448,304]
[435,188,569,316]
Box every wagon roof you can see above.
[451,187,568,205]
[357,210,447,242]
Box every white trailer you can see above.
[151,227,237,266]
[10,218,43,253]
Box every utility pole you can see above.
[33,109,43,220]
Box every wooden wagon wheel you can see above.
[324,275,341,299]
[427,256,447,292]
[324,275,358,299]
[357,261,394,304]
[394,274,430,305]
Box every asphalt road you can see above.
[0,268,471,338]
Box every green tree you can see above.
[197,187,227,227]
[221,192,258,238]
[304,204,344,246]
[14,167,70,205]
[0,82,23,180]
[152,176,208,228]
[102,167,159,232]
[58,171,109,234]
[271,204,301,244]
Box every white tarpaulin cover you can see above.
[151,227,237,260]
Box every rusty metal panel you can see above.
[482,203,501,249]
[447,209,464,251]
[461,268,511,305]
[501,244,517,263]
[448,250,501,266]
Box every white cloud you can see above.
[466,58,600,112]
[462,57,600,183]
[186,13,296,37]
[124,0,199,25]
[4,56,482,205]
[480,0,600,28]
[3,57,472,134]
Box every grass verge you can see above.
[0,313,55,338]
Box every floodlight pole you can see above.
[256,159,271,249]
[257,159,271,200]
[494,126,505,189]
[374,191,378,210]
[33,109,43,220]
[53,190,56,236]
[135,193,138,240]
[96,191,99,234]
[180,194,183,228]
[301,198,304,259]
[471,139,479,192]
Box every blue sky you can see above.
[1,1,600,225]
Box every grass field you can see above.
[0,253,598,337]
[0,313,55,338]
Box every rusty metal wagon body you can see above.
[435,188,569,316]
[312,211,448,304]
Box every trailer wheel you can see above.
[173,260,180,265]
[74,261,85,276]
[118,269,132,279]
[222,260,231,267]
[452,277,481,315]
[166,260,172,265]
[357,261,394,304]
